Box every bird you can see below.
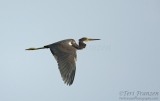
[26,37,100,86]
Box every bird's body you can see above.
[26,37,100,86]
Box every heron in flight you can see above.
[26,37,100,85]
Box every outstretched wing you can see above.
[48,39,77,85]
[57,53,76,85]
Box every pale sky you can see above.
[0,0,160,101]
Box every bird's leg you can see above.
[25,47,47,50]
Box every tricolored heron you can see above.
[26,37,100,86]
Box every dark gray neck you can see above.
[72,41,86,50]
[78,41,86,49]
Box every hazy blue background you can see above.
[0,0,159,101]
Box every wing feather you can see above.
[48,40,77,85]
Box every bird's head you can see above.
[79,37,100,43]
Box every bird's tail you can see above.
[25,46,48,50]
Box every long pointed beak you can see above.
[88,38,101,41]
